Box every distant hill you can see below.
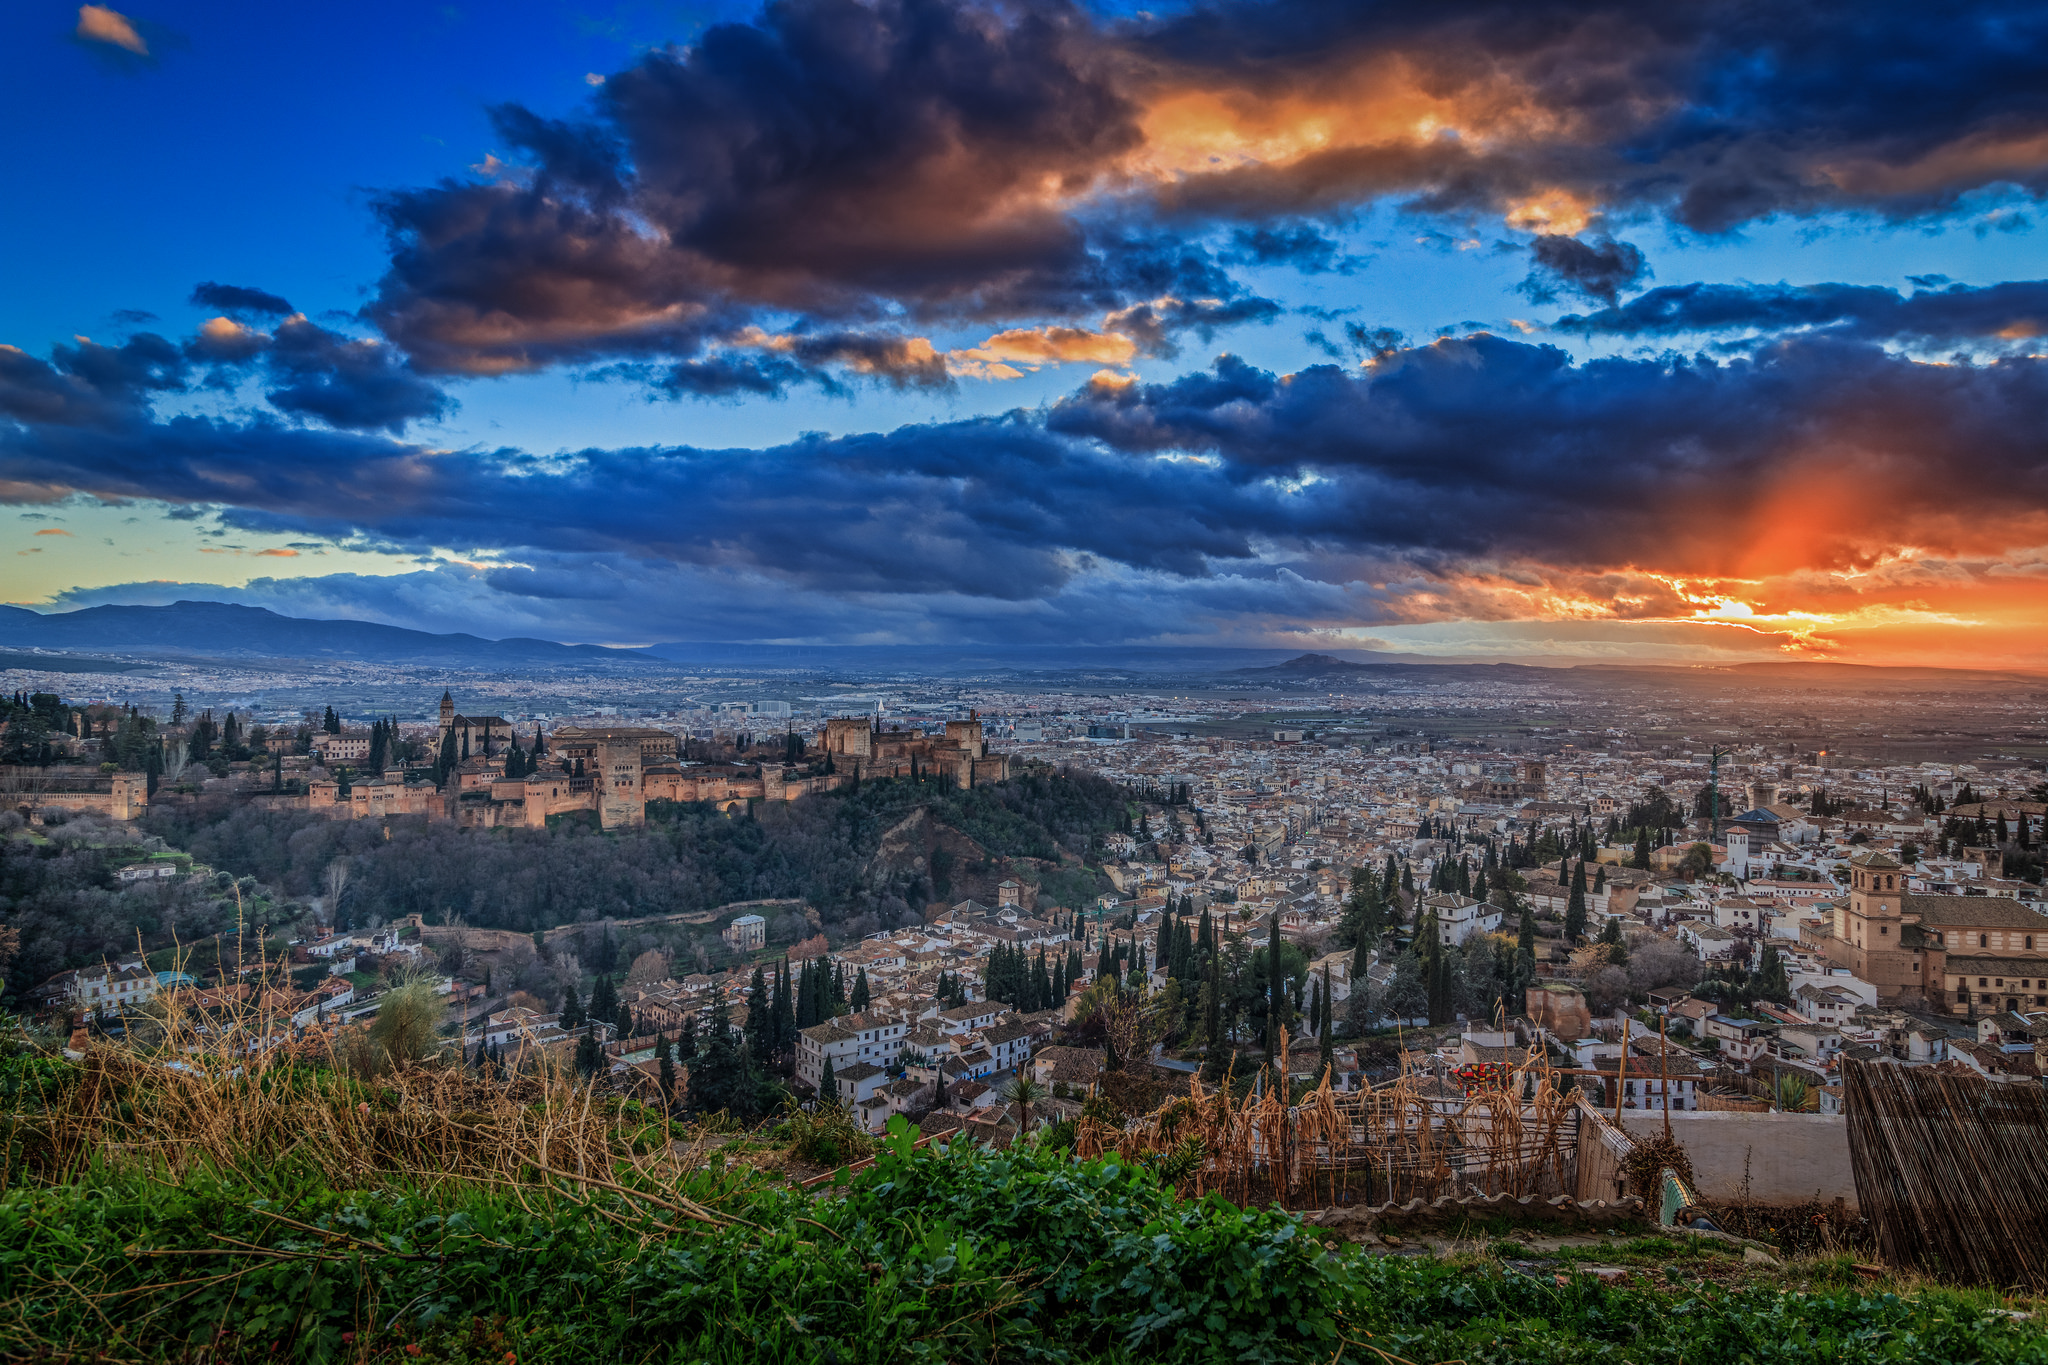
[1240,651,2043,690]
[1233,652,1562,684]
[0,602,656,668]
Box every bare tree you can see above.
[323,859,351,923]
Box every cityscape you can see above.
[7,0,2048,1357]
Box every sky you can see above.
[6,0,2048,666]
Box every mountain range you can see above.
[0,602,651,668]
[0,605,2038,687]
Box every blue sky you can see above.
[6,0,2048,664]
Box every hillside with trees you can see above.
[139,765,1130,943]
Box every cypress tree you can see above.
[819,1053,838,1106]
[1265,911,1284,1069]
[776,960,797,1057]
[1318,963,1335,1079]
[688,994,752,1116]
[1564,859,1589,943]
[851,966,870,1013]
[1203,951,1225,1079]
[767,961,786,1055]
[561,983,584,1030]
[744,966,769,1057]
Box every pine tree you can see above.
[561,983,584,1030]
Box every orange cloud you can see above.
[32,528,72,537]
[256,548,299,557]
[960,326,1138,368]
[76,5,147,55]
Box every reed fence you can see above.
[1844,1058,2048,1289]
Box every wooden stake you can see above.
[1660,1015,1672,1136]
[1615,1016,1630,1124]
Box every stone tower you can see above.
[598,739,644,829]
[439,690,455,736]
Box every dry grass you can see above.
[4,981,735,1230]
[1075,1030,1580,1210]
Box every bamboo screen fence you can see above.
[1844,1059,2048,1289]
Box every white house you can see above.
[796,1011,907,1092]
[1419,893,1502,947]
[1712,897,1777,933]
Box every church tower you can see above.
[439,690,455,736]
[1839,849,1912,996]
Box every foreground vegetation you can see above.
[5,1034,2047,1363]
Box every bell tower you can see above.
[1842,850,1909,996]
[439,690,455,736]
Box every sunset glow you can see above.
[4,0,2048,669]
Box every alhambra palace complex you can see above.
[231,696,1008,832]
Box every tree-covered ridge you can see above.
[137,765,1129,940]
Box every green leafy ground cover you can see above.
[5,1116,2045,1364]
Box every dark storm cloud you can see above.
[1520,235,1649,306]
[183,315,450,433]
[344,0,2048,390]
[1131,0,2048,231]
[189,282,295,318]
[1556,279,2048,346]
[1225,224,1360,274]
[366,0,1142,382]
[257,317,450,432]
[0,334,185,428]
[10,332,2048,601]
